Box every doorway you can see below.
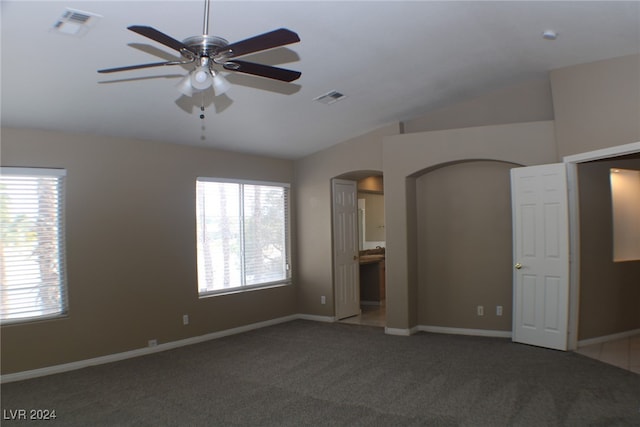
[332,171,386,327]
[509,143,640,351]
[332,178,360,320]
[564,141,640,350]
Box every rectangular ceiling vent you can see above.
[313,90,347,105]
[52,8,101,37]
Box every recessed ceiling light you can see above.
[542,30,558,41]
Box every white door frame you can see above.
[563,141,640,350]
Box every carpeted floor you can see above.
[2,320,639,426]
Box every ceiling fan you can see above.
[98,0,301,98]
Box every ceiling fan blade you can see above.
[128,25,196,55]
[98,60,192,74]
[224,28,300,58]
[223,60,301,82]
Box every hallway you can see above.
[576,334,640,374]
[338,304,386,328]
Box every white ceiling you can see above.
[2,1,639,159]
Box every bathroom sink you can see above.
[359,254,385,263]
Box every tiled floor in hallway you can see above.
[576,333,640,374]
[339,304,386,327]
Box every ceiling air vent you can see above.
[313,90,347,105]
[52,8,101,37]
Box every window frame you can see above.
[195,177,292,297]
[0,167,68,324]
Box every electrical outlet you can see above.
[496,306,503,316]
[321,296,326,305]
[183,314,189,325]
[148,339,158,347]
[477,305,484,316]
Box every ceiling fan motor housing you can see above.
[183,35,230,59]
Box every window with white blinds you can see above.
[0,168,68,323]
[196,178,291,296]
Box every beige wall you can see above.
[550,54,640,340]
[382,55,640,333]
[416,161,517,331]
[294,54,639,335]
[577,157,640,340]
[0,127,296,374]
[4,53,639,375]
[551,54,640,157]
[294,124,399,316]
[403,78,555,134]
[382,122,558,331]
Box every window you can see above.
[196,178,291,296]
[0,168,68,323]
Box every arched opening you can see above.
[412,160,521,331]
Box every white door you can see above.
[511,164,570,350]
[332,179,360,320]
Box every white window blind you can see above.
[196,178,291,295]
[0,168,68,323]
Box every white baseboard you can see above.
[577,328,640,348]
[0,313,308,384]
[418,325,512,339]
[384,325,420,336]
[384,327,411,336]
[297,314,335,323]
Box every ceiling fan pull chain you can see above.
[200,93,206,120]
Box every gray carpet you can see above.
[2,320,639,426]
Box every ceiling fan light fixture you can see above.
[212,72,231,96]
[176,74,195,97]
[191,67,213,90]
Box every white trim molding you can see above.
[297,314,336,323]
[563,141,640,164]
[577,328,640,348]
[418,325,512,339]
[384,326,420,336]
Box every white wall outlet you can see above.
[496,305,503,316]
[183,314,189,325]
[477,305,484,316]
[148,339,158,347]
[321,296,326,305]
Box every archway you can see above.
[413,160,521,332]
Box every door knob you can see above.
[514,263,522,270]
[353,255,358,261]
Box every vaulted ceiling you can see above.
[2,1,639,159]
